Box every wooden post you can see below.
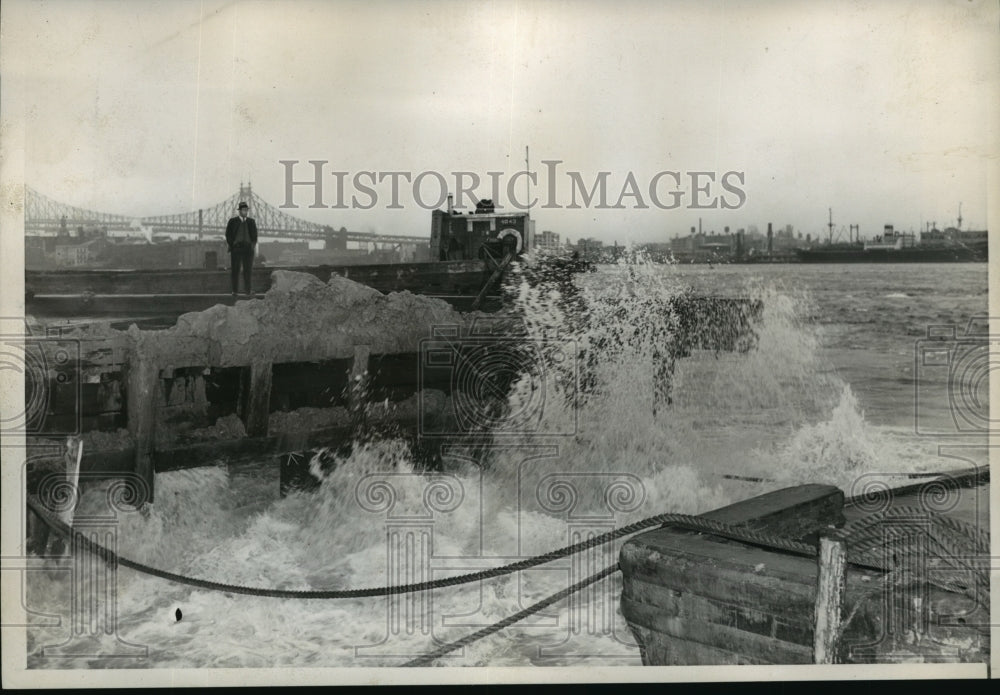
[813,535,847,664]
[348,345,370,433]
[60,436,83,530]
[125,353,159,504]
[238,361,273,438]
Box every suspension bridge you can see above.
[23,184,428,247]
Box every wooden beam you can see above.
[813,535,847,664]
[35,419,421,480]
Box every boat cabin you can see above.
[430,199,533,262]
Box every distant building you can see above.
[535,230,561,252]
[55,242,90,267]
[54,237,109,267]
[258,241,310,265]
[575,237,603,252]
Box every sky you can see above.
[2,0,997,244]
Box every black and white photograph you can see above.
[1,0,996,686]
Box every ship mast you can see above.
[957,202,962,230]
[525,146,530,213]
[828,208,833,245]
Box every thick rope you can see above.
[25,492,817,599]
[402,563,619,667]
[838,506,989,602]
[841,505,989,554]
[27,486,989,667]
[27,488,988,606]
[27,489,987,600]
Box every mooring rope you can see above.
[25,482,989,667]
[25,492,817,598]
[403,564,619,667]
[27,490,987,600]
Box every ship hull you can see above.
[25,260,492,297]
[24,260,504,323]
[795,245,986,263]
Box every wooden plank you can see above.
[24,261,485,298]
[633,625,766,665]
[813,536,847,663]
[699,483,844,532]
[78,447,135,475]
[621,542,818,623]
[58,417,423,480]
[622,575,814,646]
[621,597,814,664]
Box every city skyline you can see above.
[21,177,978,248]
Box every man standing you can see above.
[225,201,258,296]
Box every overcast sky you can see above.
[2,0,997,243]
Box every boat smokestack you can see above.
[447,194,453,215]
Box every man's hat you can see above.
[238,202,249,210]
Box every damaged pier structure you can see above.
[24,268,762,511]
[25,271,485,505]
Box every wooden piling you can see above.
[813,535,847,664]
[238,361,273,438]
[125,353,160,504]
[348,345,370,433]
[60,436,83,530]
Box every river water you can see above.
[25,260,990,669]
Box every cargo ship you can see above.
[795,225,987,263]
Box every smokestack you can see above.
[447,194,453,215]
[767,223,773,255]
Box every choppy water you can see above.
[25,260,990,668]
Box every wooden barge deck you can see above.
[25,260,505,320]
